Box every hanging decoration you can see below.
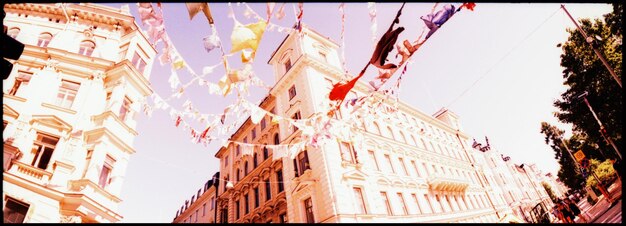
[185,3,214,24]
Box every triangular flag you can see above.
[185,3,214,24]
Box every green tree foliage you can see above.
[585,159,617,188]
[553,3,622,162]
[539,122,585,192]
[541,182,558,203]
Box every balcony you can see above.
[426,172,470,192]
[9,161,53,184]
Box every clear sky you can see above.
[100,3,613,223]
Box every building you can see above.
[172,172,220,223]
[206,24,515,223]
[3,3,155,223]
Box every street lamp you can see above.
[576,91,621,161]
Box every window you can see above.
[399,158,409,176]
[254,187,260,208]
[253,153,258,168]
[422,162,429,175]
[339,141,356,163]
[37,32,53,47]
[373,122,382,135]
[8,27,20,39]
[244,161,249,175]
[386,126,395,139]
[8,71,32,96]
[3,197,29,223]
[224,155,229,166]
[236,145,241,156]
[236,200,240,219]
[7,27,20,39]
[265,179,271,201]
[353,187,367,214]
[397,193,409,215]
[412,194,422,214]
[210,197,215,210]
[251,128,257,140]
[273,133,280,145]
[304,198,315,223]
[368,151,380,171]
[203,203,207,216]
[435,195,443,213]
[384,154,395,174]
[263,146,269,160]
[78,40,95,56]
[260,118,266,130]
[421,139,429,151]
[31,133,59,170]
[279,213,286,223]
[119,97,132,121]
[424,194,433,213]
[380,192,393,215]
[291,111,301,133]
[318,51,327,60]
[284,59,292,73]
[276,170,284,192]
[195,209,199,222]
[237,168,241,181]
[244,194,249,214]
[288,85,297,100]
[399,131,408,144]
[56,80,80,109]
[294,149,310,177]
[99,155,115,188]
[131,52,147,73]
[411,160,421,177]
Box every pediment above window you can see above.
[30,115,72,132]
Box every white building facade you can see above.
[211,25,529,223]
[3,3,155,223]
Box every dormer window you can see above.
[8,27,20,39]
[79,40,95,56]
[37,32,53,47]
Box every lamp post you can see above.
[576,91,621,161]
[561,4,622,88]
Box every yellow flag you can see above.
[230,20,267,54]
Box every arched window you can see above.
[253,154,258,168]
[273,133,280,145]
[263,144,269,159]
[399,131,408,144]
[244,161,249,176]
[386,126,395,140]
[373,122,382,135]
[8,27,20,39]
[78,40,95,56]
[37,32,53,47]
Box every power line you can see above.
[445,7,561,109]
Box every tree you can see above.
[554,3,622,162]
[585,159,617,189]
[539,122,585,193]
[541,182,558,203]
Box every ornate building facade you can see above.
[208,25,512,223]
[3,3,155,223]
[171,24,563,224]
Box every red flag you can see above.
[461,2,476,11]
[329,71,365,102]
[175,116,182,127]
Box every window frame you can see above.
[78,40,96,56]
[37,32,53,47]
[303,197,315,223]
[31,133,59,170]
[56,79,80,109]
[288,85,297,100]
[3,197,30,223]
[353,187,367,214]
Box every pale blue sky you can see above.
[100,3,613,223]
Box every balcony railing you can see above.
[426,172,470,192]
[10,161,53,184]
